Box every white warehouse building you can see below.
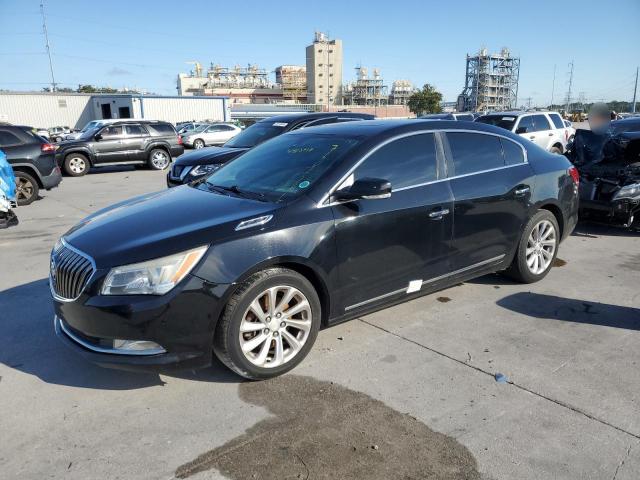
[0,92,230,129]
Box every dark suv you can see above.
[52,120,579,379]
[0,125,62,205]
[55,121,184,176]
[167,112,374,187]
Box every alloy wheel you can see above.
[194,140,204,149]
[68,156,86,174]
[525,219,556,275]
[16,177,34,202]
[151,151,170,169]
[239,285,312,368]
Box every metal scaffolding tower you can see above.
[342,66,388,106]
[460,47,520,112]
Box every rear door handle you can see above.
[548,132,554,136]
[428,207,450,219]
[515,186,530,196]
[528,136,536,140]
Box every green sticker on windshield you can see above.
[298,180,310,189]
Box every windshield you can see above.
[223,122,287,148]
[476,115,517,131]
[78,126,100,140]
[196,133,362,202]
[188,125,208,134]
[80,121,101,133]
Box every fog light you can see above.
[113,339,165,353]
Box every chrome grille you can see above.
[50,241,95,301]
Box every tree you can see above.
[407,84,443,116]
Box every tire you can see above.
[55,136,63,143]
[505,210,560,283]
[213,268,321,380]
[193,139,205,149]
[64,153,89,177]
[550,146,562,154]
[14,171,40,206]
[148,148,171,170]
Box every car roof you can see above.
[256,112,375,126]
[483,111,561,117]
[286,118,520,139]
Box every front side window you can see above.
[447,132,503,176]
[99,126,123,139]
[531,114,551,132]
[354,133,438,189]
[515,116,535,134]
[198,133,362,202]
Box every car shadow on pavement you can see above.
[497,292,640,330]
[0,278,240,390]
[572,221,640,238]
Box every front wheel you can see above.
[64,153,89,176]
[505,210,559,283]
[148,148,171,170]
[213,268,321,380]
[15,171,39,206]
[550,146,562,155]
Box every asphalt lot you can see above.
[1,164,639,479]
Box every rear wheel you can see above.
[14,171,39,206]
[213,268,321,380]
[148,148,171,170]
[550,146,562,154]
[64,153,89,176]
[505,210,559,283]
[193,139,205,149]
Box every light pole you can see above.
[40,0,57,91]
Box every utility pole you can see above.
[632,66,638,113]
[565,61,574,115]
[40,0,57,91]
[550,64,556,107]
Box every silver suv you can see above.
[476,111,569,153]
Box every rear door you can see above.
[122,124,148,161]
[332,132,454,312]
[93,125,127,163]
[203,125,227,145]
[548,113,568,150]
[444,131,534,271]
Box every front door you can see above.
[332,132,453,313]
[93,125,128,164]
[444,131,533,271]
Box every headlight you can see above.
[613,183,640,201]
[190,164,220,177]
[101,246,208,295]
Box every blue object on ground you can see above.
[0,149,16,202]
[494,373,508,384]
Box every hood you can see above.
[64,185,277,268]
[173,146,248,167]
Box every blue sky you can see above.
[1,0,639,106]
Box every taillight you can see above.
[177,135,183,145]
[41,143,56,153]
[568,166,579,185]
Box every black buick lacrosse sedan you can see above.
[51,120,579,379]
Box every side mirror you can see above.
[335,178,391,201]
[94,133,103,141]
[515,126,527,134]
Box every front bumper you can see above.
[579,198,640,227]
[53,273,230,372]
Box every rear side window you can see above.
[516,116,535,133]
[549,114,565,129]
[125,125,146,136]
[501,139,525,166]
[447,132,504,175]
[0,130,23,146]
[531,114,551,132]
[146,123,177,136]
[355,133,438,189]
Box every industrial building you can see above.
[343,67,388,106]
[0,92,229,129]
[458,47,520,112]
[275,65,307,103]
[306,32,343,106]
[389,80,415,106]
[177,63,283,104]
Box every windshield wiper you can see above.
[205,183,267,202]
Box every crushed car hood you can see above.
[173,146,248,167]
[64,186,277,268]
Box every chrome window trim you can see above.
[317,129,528,208]
[49,238,97,303]
[55,316,166,356]
[345,254,505,312]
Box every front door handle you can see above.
[529,136,536,140]
[515,186,530,196]
[548,132,554,136]
[428,207,450,219]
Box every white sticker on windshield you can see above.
[502,117,515,121]
[272,122,288,127]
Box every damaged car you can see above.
[565,117,640,228]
